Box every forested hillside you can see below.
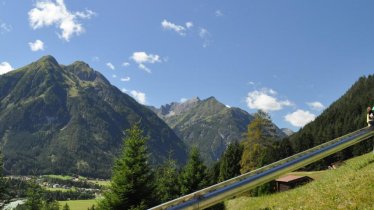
[290,75,374,169]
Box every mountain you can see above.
[149,97,200,118]
[151,97,286,165]
[0,55,187,178]
[289,75,374,168]
[281,128,294,136]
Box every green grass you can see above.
[43,174,75,180]
[45,187,73,192]
[226,152,374,210]
[58,199,97,210]
[87,180,110,187]
[43,174,110,186]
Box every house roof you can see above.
[275,175,307,182]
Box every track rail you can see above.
[149,127,374,210]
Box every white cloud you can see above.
[28,0,95,41]
[199,28,209,38]
[106,62,115,70]
[186,22,193,29]
[75,10,95,19]
[122,62,130,67]
[285,109,316,127]
[180,98,188,103]
[307,101,325,111]
[226,105,231,108]
[246,88,293,112]
[215,10,223,17]
[130,52,161,73]
[161,19,186,36]
[120,77,130,82]
[112,74,117,78]
[130,90,146,105]
[28,39,44,51]
[0,62,14,75]
[121,88,128,93]
[138,63,151,73]
[199,27,212,48]
[0,21,12,33]
[131,52,161,64]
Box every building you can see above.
[275,175,313,192]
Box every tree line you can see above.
[98,111,293,210]
[0,111,293,210]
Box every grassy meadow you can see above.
[59,199,97,210]
[226,152,374,210]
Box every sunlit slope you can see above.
[226,152,374,210]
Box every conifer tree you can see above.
[98,124,154,210]
[42,200,60,210]
[0,149,6,201]
[24,179,43,210]
[87,205,95,210]
[63,203,70,210]
[179,147,208,195]
[219,141,243,182]
[241,110,277,173]
[155,158,180,203]
[206,160,221,186]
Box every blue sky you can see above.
[1,0,374,130]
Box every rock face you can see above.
[151,97,286,165]
[0,55,187,178]
[281,128,295,136]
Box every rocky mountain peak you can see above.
[37,55,59,65]
[65,61,102,82]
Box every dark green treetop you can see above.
[98,124,155,210]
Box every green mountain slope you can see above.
[151,97,286,165]
[0,55,187,178]
[226,152,374,209]
[290,75,374,168]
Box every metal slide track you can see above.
[149,127,374,210]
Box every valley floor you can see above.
[226,152,374,210]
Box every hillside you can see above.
[151,97,286,165]
[226,152,374,209]
[0,55,187,178]
[290,75,374,169]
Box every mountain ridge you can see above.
[151,96,287,165]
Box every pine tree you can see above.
[42,200,60,210]
[206,160,221,186]
[241,110,277,173]
[87,205,96,210]
[179,147,208,195]
[219,141,243,182]
[0,149,6,201]
[98,124,155,210]
[63,203,70,210]
[24,179,43,210]
[277,138,294,159]
[155,158,180,203]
